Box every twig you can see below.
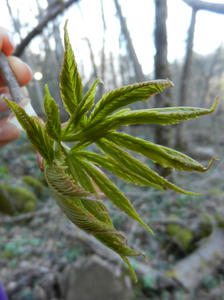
[14,0,80,57]
[0,208,53,225]
[0,52,23,103]
[149,218,186,227]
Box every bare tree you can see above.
[109,52,118,88]
[175,0,224,149]
[98,0,107,98]
[154,0,172,176]
[83,37,98,79]
[113,0,145,82]
[175,7,198,149]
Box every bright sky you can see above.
[2,0,224,75]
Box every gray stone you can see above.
[60,255,133,300]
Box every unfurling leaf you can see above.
[96,138,198,196]
[5,23,219,282]
[44,85,61,140]
[106,131,212,172]
[62,78,101,136]
[60,21,82,115]
[89,79,174,124]
[73,156,154,234]
[44,161,144,283]
[4,99,54,162]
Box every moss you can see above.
[165,270,178,279]
[0,188,15,215]
[166,224,193,251]
[215,215,224,229]
[22,175,44,197]
[0,184,37,215]
[198,214,213,237]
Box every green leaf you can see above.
[96,138,199,196]
[62,79,100,136]
[4,99,54,162]
[121,256,138,283]
[106,131,212,172]
[80,78,101,120]
[44,162,92,200]
[89,80,173,124]
[56,192,144,266]
[45,160,143,280]
[97,99,219,129]
[43,85,61,140]
[63,99,218,144]
[76,150,163,190]
[74,157,153,234]
[66,153,97,194]
[60,21,82,115]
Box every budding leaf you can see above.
[96,138,198,196]
[4,99,54,162]
[60,21,82,115]
[44,85,61,140]
[5,23,219,282]
[89,80,174,124]
[106,131,213,172]
[74,156,154,234]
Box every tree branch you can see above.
[14,0,80,57]
[182,0,224,14]
[0,208,53,225]
[0,52,24,103]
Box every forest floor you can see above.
[0,130,224,300]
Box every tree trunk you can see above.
[84,37,98,79]
[98,0,107,98]
[175,8,197,149]
[109,52,118,88]
[114,0,145,82]
[154,0,172,176]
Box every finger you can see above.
[0,27,14,56]
[0,121,20,146]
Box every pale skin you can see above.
[0,27,32,146]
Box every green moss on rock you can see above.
[166,224,193,251]
[22,175,44,197]
[0,184,37,215]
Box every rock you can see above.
[170,228,224,290]
[60,255,133,300]
[33,285,48,300]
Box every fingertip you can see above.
[0,121,21,146]
[8,56,32,86]
[0,28,14,56]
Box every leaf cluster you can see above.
[4,22,218,282]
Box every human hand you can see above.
[0,27,32,146]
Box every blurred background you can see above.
[1,0,224,299]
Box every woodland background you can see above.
[1,0,224,299]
